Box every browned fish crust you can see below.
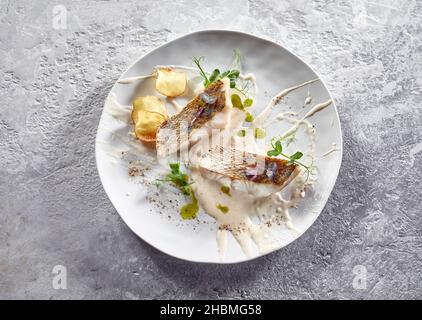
[200,146,300,186]
[156,81,226,152]
[160,80,225,131]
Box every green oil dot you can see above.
[244,98,253,107]
[180,193,199,220]
[236,129,246,137]
[220,185,231,196]
[245,112,254,122]
[254,128,266,139]
[231,94,244,110]
[216,204,229,214]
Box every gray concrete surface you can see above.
[0,0,421,299]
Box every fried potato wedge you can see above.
[155,68,186,97]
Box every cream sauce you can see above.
[252,78,319,127]
[276,99,332,141]
[167,98,183,113]
[191,169,280,258]
[118,74,155,84]
[98,125,156,164]
[303,99,332,119]
[322,143,340,157]
[105,93,132,123]
[276,111,299,120]
[304,86,312,105]
[96,140,123,164]
[117,65,198,85]
[304,96,312,105]
[239,72,258,98]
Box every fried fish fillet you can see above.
[197,145,301,197]
[156,80,228,157]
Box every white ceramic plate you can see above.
[95,30,342,263]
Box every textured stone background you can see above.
[0,0,421,299]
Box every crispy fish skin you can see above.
[199,146,300,187]
[156,81,226,154]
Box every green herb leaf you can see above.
[181,184,192,196]
[226,70,240,88]
[193,56,241,89]
[229,77,236,88]
[220,70,230,78]
[290,151,303,161]
[160,163,199,219]
[209,69,220,82]
[266,137,310,180]
[169,162,180,173]
[267,150,279,157]
[163,163,191,196]
[228,70,240,78]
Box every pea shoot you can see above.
[193,57,240,88]
[156,163,198,220]
[267,138,312,180]
[156,162,192,195]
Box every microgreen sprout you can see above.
[270,133,296,148]
[193,50,242,89]
[155,162,193,196]
[267,138,313,181]
[156,163,198,220]
[193,56,211,87]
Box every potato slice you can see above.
[132,96,167,117]
[155,68,186,97]
[133,110,167,142]
[131,96,167,142]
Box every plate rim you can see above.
[95,29,343,264]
